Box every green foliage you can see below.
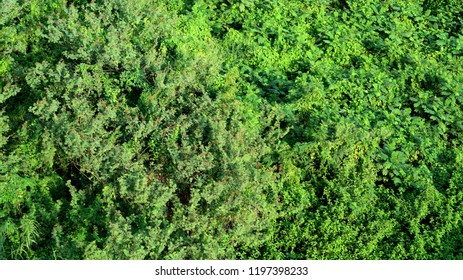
[1,0,463,260]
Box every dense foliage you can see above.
[1,0,463,259]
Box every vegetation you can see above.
[1,0,463,259]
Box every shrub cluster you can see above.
[1,0,463,259]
